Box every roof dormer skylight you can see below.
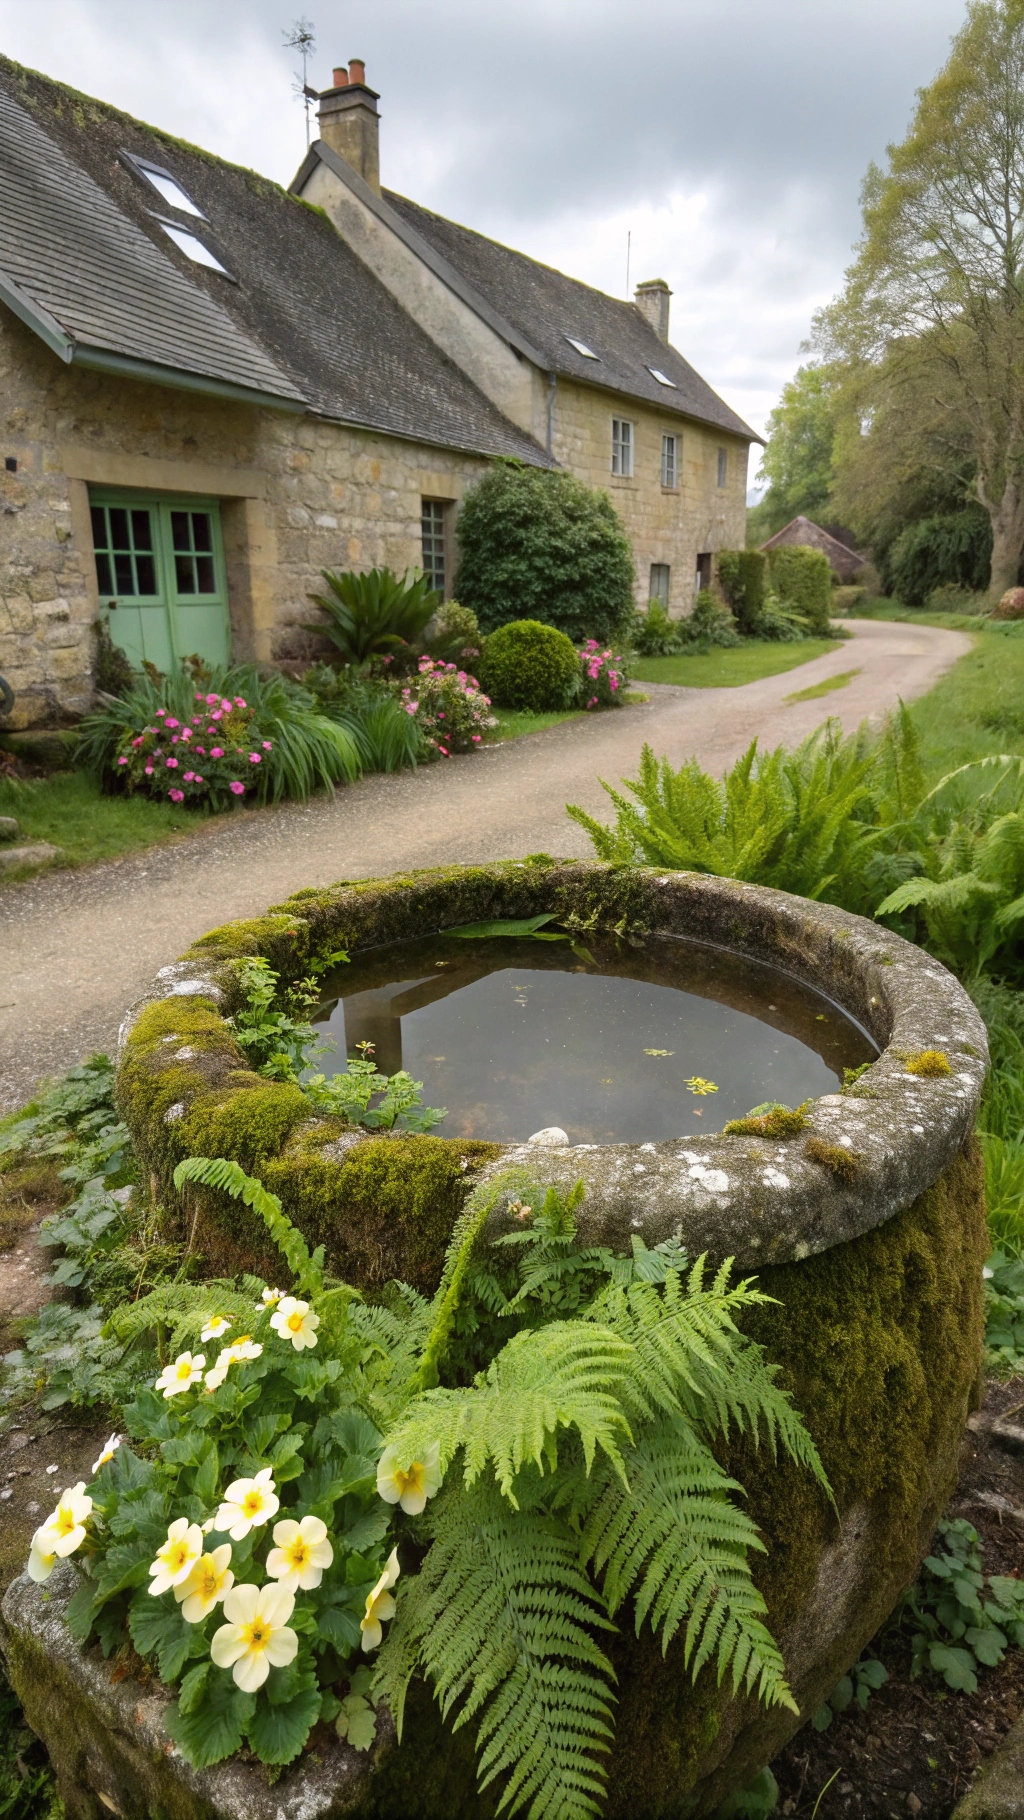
[159,221,230,274]
[648,367,677,388]
[566,336,599,359]
[123,151,205,217]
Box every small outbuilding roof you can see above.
[760,515,865,580]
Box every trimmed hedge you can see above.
[478,618,581,712]
[716,550,767,635]
[454,463,635,644]
[766,545,832,635]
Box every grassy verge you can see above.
[484,706,585,742]
[0,771,214,879]
[631,637,837,689]
[785,666,861,703]
[902,618,1024,778]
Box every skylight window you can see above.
[566,336,599,359]
[142,168,204,216]
[648,366,677,388]
[160,222,229,274]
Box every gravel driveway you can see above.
[0,617,970,1111]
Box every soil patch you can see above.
[773,1378,1024,1818]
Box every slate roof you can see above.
[0,57,553,465]
[382,190,758,442]
[760,515,866,580]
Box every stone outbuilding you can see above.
[760,515,865,583]
[0,53,758,729]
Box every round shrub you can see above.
[478,619,580,711]
[454,464,635,643]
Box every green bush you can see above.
[454,464,635,644]
[766,546,833,634]
[479,619,580,712]
[887,510,992,606]
[716,550,767,635]
[677,589,740,649]
[306,567,441,665]
[629,601,679,656]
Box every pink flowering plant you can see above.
[113,693,270,810]
[399,657,494,757]
[578,639,629,710]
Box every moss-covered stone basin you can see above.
[1,861,990,1818]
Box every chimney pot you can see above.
[634,278,672,344]
[332,65,349,87]
[316,62,381,193]
[348,58,366,86]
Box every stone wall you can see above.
[551,377,749,615]
[0,306,492,725]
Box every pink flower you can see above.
[155,708,166,717]
[405,702,418,715]
[195,746,206,756]
[211,747,224,759]
[210,710,222,721]
[205,693,219,704]
[262,740,272,750]
[144,765,154,776]
[195,692,204,701]
[171,735,179,744]
[437,745,450,757]
[194,774,204,784]
[117,755,128,765]
[131,736,144,748]
[437,711,445,720]
[183,772,195,782]
[180,727,191,740]
[248,753,261,764]
[471,733,482,744]
[610,677,619,691]
[166,718,179,729]
[588,696,597,707]
[234,697,246,708]
[166,757,179,769]
[221,699,233,712]
[168,788,184,802]
[229,781,245,796]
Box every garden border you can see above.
[115,858,988,1278]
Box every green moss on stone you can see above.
[723,1105,810,1139]
[904,1049,952,1077]
[803,1137,860,1181]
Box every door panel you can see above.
[91,490,230,673]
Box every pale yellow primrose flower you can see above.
[360,1548,400,1652]
[260,1286,283,1309]
[27,1530,57,1583]
[211,1582,298,1691]
[266,1516,333,1592]
[376,1442,442,1516]
[205,1335,263,1390]
[91,1434,120,1474]
[214,1468,279,1540]
[201,1315,232,1342]
[155,1351,205,1398]
[269,1296,319,1351]
[34,1482,93,1569]
[148,1518,204,1596]
[176,1544,234,1623]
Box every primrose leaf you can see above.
[829,1675,853,1713]
[810,1704,833,1732]
[929,1643,978,1692]
[965,1624,1006,1666]
[177,1662,210,1716]
[128,1591,193,1683]
[166,1672,256,1769]
[337,1693,377,1751]
[247,1680,321,1765]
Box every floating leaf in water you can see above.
[445,914,569,942]
[644,1048,674,1057]
[685,1076,719,1096]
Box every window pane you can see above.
[175,553,196,593]
[717,449,728,487]
[135,554,157,595]
[114,552,134,593]
[195,555,216,593]
[170,511,191,552]
[421,500,446,592]
[649,563,670,603]
[94,552,113,594]
[91,505,108,548]
[191,513,213,552]
[109,507,129,549]
[131,509,153,550]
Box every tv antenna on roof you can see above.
[283,17,318,146]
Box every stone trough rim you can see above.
[115,859,988,1271]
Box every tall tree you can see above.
[749,363,841,540]
[816,0,1024,594]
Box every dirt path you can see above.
[0,618,970,1112]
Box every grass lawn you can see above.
[0,771,214,880]
[485,706,585,742]
[631,637,837,689]
[902,619,1024,779]
[785,666,861,703]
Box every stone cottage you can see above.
[760,516,865,584]
[0,53,757,729]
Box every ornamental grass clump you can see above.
[25,1155,830,1814]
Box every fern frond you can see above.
[411,1168,535,1393]
[104,1278,259,1349]
[171,1156,323,1294]
[574,1418,797,1713]
[386,1322,634,1504]
[377,1480,615,1819]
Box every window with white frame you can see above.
[717,447,728,488]
[611,419,633,477]
[661,434,678,489]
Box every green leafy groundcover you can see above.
[20,1156,830,1815]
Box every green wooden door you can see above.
[90,490,230,672]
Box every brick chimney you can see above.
[634,278,671,343]
[316,60,381,194]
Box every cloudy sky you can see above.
[1,0,969,484]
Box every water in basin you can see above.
[312,932,878,1146]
